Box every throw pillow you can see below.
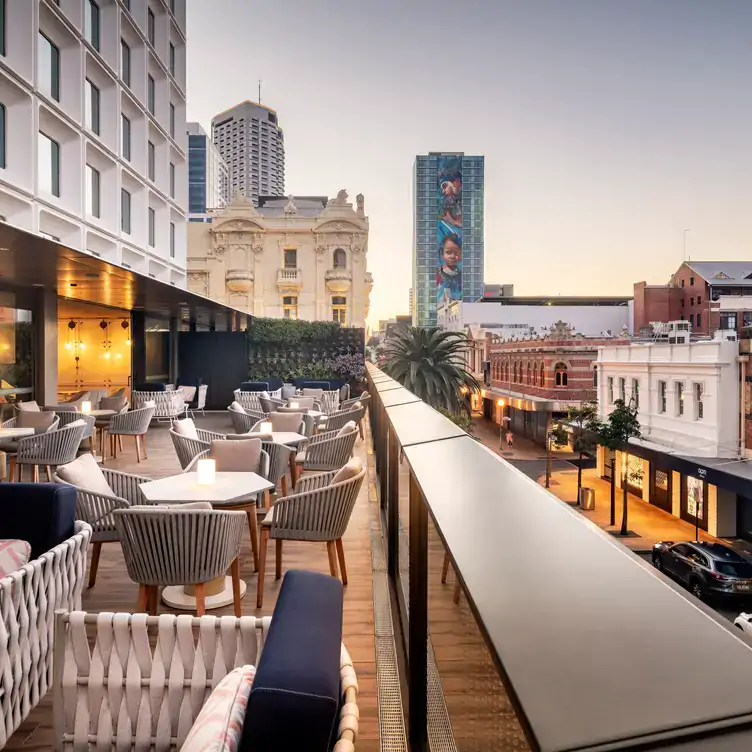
[180,665,256,752]
[331,457,363,485]
[64,391,90,404]
[352,401,363,409]
[211,439,262,473]
[260,390,270,400]
[56,453,114,497]
[17,410,56,434]
[174,418,199,440]
[336,420,357,437]
[99,396,127,413]
[16,401,40,412]
[0,539,31,578]
[109,387,126,397]
[269,412,303,433]
[230,401,247,414]
[143,400,156,408]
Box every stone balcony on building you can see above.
[226,269,254,293]
[325,268,353,293]
[277,268,303,293]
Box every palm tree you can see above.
[382,326,480,413]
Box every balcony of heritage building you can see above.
[276,267,303,292]
[225,268,254,293]
[325,267,353,293]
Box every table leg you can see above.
[231,558,242,617]
[289,451,298,488]
[247,506,259,572]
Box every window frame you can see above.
[169,161,175,198]
[631,378,639,408]
[694,382,703,420]
[676,381,684,416]
[121,188,131,234]
[147,140,155,181]
[332,296,347,325]
[169,221,175,257]
[282,295,298,320]
[85,0,100,51]
[39,32,61,102]
[658,380,667,413]
[283,248,297,269]
[38,131,60,197]
[121,39,131,87]
[85,78,100,135]
[147,74,155,115]
[169,42,175,76]
[554,362,568,388]
[121,114,131,160]
[86,163,100,218]
[619,377,625,402]
[147,7,155,45]
[169,102,175,138]
[148,206,155,247]
[0,0,6,57]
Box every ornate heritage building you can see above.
[187,190,372,327]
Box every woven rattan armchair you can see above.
[322,405,366,434]
[0,521,91,749]
[262,440,294,496]
[259,394,285,414]
[257,467,366,607]
[52,610,359,752]
[169,426,226,469]
[132,390,186,421]
[250,411,304,434]
[341,392,370,412]
[296,425,358,474]
[228,403,266,434]
[0,414,60,463]
[102,405,156,463]
[53,463,152,588]
[114,506,246,616]
[13,420,86,482]
[232,389,264,413]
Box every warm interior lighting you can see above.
[65,342,72,350]
[81,401,92,414]
[290,401,299,409]
[103,352,111,359]
[460,386,468,395]
[125,338,131,346]
[197,459,216,485]
[497,399,505,407]
[259,421,273,434]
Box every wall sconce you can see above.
[81,401,92,414]
[497,399,505,407]
[259,421,273,434]
[122,319,131,346]
[197,459,216,485]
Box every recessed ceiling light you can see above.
[0,247,9,251]
[32,284,44,288]
[70,283,78,287]
[85,273,100,278]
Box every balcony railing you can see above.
[276,268,302,291]
[366,363,752,751]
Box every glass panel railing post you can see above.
[408,470,428,752]
[387,428,399,578]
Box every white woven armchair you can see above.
[228,403,266,434]
[103,405,156,463]
[259,394,285,414]
[232,390,263,412]
[53,463,152,588]
[322,405,366,434]
[114,506,246,616]
[257,466,366,607]
[13,420,87,482]
[132,390,186,421]
[0,414,60,463]
[296,425,358,474]
[249,411,305,434]
[52,611,359,752]
[169,426,226,470]
[0,521,91,748]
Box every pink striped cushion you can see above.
[0,539,31,578]
[180,664,256,752]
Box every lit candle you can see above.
[289,401,299,409]
[259,421,273,434]
[81,401,92,414]
[197,459,216,485]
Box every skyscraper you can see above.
[187,123,229,221]
[211,101,285,205]
[413,153,484,327]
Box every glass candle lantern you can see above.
[197,459,216,485]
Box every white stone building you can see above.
[0,0,188,287]
[211,101,284,206]
[595,337,747,539]
[187,190,372,327]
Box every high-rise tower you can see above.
[412,153,484,327]
[211,101,285,205]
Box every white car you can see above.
[733,613,752,634]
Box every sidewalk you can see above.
[472,417,719,553]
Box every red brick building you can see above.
[481,322,630,446]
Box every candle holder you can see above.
[197,459,216,485]
[81,401,92,414]
[259,421,273,434]
[289,401,299,409]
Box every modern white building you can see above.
[438,298,634,339]
[594,336,748,539]
[211,101,285,206]
[187,122,228,221]
[187,189,372,327]
[0,0,189,288]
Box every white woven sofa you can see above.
[0,520,91,747]
[53,570,359,751]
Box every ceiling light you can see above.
[32,283,44,288]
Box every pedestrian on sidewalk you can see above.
[506,430,514,448]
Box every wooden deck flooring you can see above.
[4,414,380,751]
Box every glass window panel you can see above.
[86,164,100,217]
[147,75,155,114]
[0,102,5,169]
[85,0,100,51]
[38,33,60,102]
[147,8,155,45]
[121,188,131,233]
[148,207,155,246]
[170,222,175,257]
[121,114,131,160]
[148,141,155,180]
[38,132,60,197]
[121,39,130,86]
[85,79,100,135]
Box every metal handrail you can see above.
[366,363,752,752]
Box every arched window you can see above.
[532,364,538,386]
[554,362,568,387]
[593,366,598,387]
[539,362,545,387]
[333,248,346,268]
[526,362,532,384]
[513,362,518,383]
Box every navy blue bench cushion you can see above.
[242,570,343,752]
[134,382,167,392]
[0,483,77,559]
[293,379,333,391]
[240,379,284,392]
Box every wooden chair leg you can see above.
[275,539,282,580]
[16,461,21,482]
[335,538,348,585]
[194,582,206,616]
[148,586,159,616]
[32,464,39,483]
[280,474,288,497]
[141,433,148,459]
[246,507,259,572]
[326,540,339,579]
[135,435,141,463]
[45,465,53,482]
[88,541,102,588]
[230,557,242,618]
[257,529,269,609]
[118,435,124,452]
[453,575,461,605]
[137,584,149,613]
[441,551,450,584]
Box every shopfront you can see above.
[680,475,709,532]
[0,291,34,419]
[650,466,672,513]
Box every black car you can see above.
[652,541,752,601]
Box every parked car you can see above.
[651,541,752,601]
[733,613,752,634]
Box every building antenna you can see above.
[258,79,262,105]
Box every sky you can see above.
[186,0,752,329]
